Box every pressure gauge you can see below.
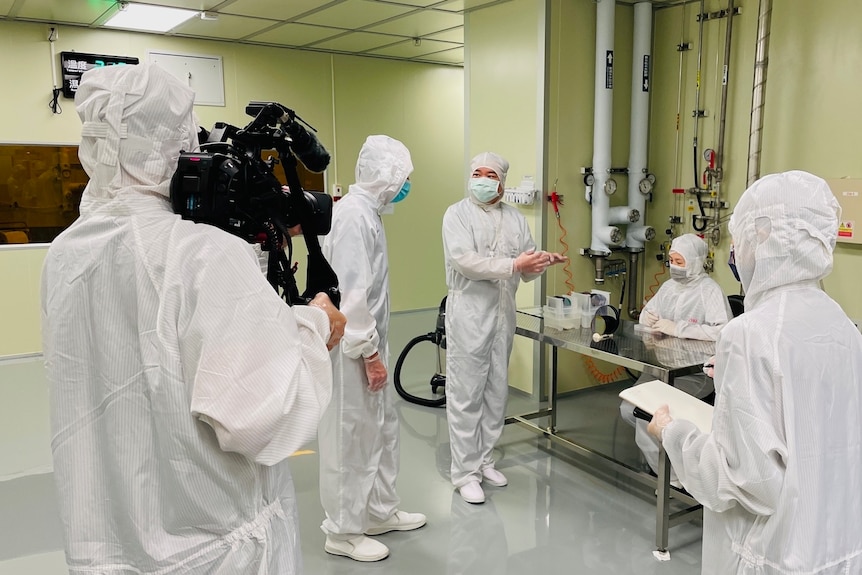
[646,173,656,184]
[638,178,653,195]
[604,178,618,195]
[584,173,596,186]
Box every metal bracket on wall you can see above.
[697,6,741,22]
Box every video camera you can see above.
[170,101,340,307]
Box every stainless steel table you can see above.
[508,308,715,555]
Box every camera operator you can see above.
[41,63,344,574]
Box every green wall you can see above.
[0,20,463,356]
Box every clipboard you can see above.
[619,379,714,433]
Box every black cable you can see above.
[48,88,62,114]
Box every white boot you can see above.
[324,534,389,562]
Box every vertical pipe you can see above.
[627,251,640,318]
[590,0,618,255]
[625,1,654,251]
[715,0,735,183]
[746,0,773,187]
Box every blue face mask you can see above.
[470,177,501,203]
[728,246,741,282]
[391,180,410,203]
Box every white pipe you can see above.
[625,1,654,251]
[590,0,619,254]
[609,206,639,224]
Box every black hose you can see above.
[393,333,447,408]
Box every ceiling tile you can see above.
[367,37,456,58]
[297,0,414,29]
[435,0,505,12]
[13,0,113,24]
[248,23,345,47]
[311,30,402,52]
[0,0,17,16]
[366,9,460,36]
[218,0,330,21]
[172,13,274,39]
[367,0,446,7]
[418,46,463,64]
[424,26,462,43]
[129,0,223,10]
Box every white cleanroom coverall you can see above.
[443,153,540,488]
[319,135,413,536]
[42,63,333,574]
[641,233,733,343]
[625,234,732,478]
[661,171,862,574]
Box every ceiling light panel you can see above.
[104,3,199,33]
[298,0,414,29]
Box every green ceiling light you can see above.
[104,2,199,33]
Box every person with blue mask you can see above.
[319,135,426,562]
[442,151,567,504]
[648,171,862,574]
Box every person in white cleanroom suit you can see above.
[318,135,426,562]
[41,63,345,575]
[443,152,567,504]
[620,233,732,483]
[639,233,732,342]
[648,171,862,574]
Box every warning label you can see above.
[839,221,855,238]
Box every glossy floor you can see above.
[0,309,703,574]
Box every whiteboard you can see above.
[148,50,225,106]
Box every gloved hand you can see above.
[640,309,660,327]
[364,353,388,392]
[514,249,550,275]
[309,292,347,350]
[654,318,678,337]
[647,404,673,441]
[547,252,568,265]
[703,355,716,378]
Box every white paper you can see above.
[619,379,714,433]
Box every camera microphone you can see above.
[283,120,330,174]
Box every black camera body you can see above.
[169,102,340,307]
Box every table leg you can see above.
[655,443,671,555]
[548,346,558,433]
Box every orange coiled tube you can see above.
[582,356,626,384]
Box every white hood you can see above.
[75,63,198,214]
[728,170,840,309]
[351,135,413,211]
[669,233,708,283]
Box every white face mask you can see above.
[669,264,688,281]
[469,177,501,203]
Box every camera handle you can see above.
[279,152,341,308]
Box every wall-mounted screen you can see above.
[60,51,140,98]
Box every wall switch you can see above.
[332,184,342,201]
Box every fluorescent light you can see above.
[104,3,198,33]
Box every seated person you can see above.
[620,234,732,482]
